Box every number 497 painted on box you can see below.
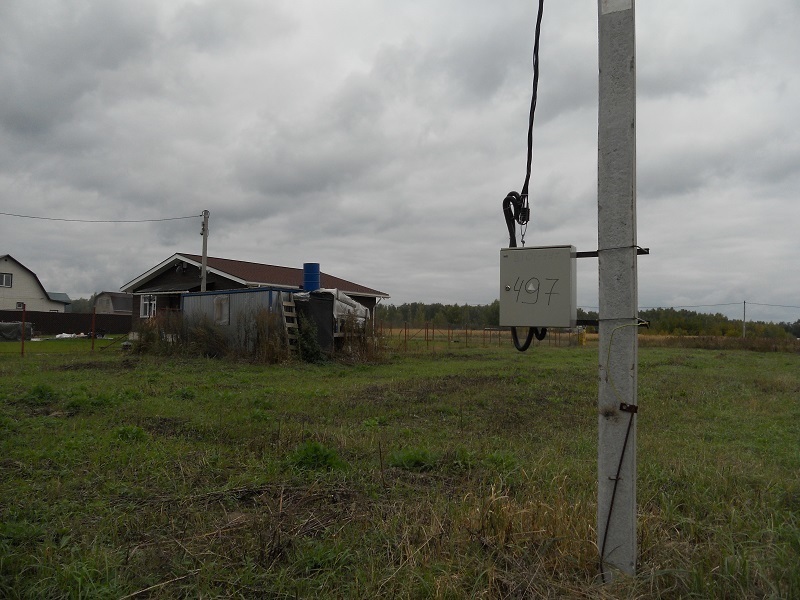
[513,277,559,305]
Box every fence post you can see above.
[21,303,26,357]
[91,307,96,352]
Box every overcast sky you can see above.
[2,0,798,323]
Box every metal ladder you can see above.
[281,293,298,353]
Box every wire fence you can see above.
[377,322,587,353]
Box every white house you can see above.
[0,255,71,313]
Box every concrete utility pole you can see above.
[201,210,210,292]
[597,0,638,580]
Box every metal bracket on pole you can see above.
[576,247,649,259]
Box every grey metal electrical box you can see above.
[499,245,577,328]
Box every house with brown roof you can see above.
[120,253,389,327]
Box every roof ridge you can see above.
[168,253,389,297]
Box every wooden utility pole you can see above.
[20,303,26,357]
[597,0,638,580]
[742,300,746,338]
[201,210,209,292]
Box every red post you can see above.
[20,303,26,357]
[91,307,96,352]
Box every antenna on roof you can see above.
[201,210,210,292]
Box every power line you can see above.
[0,211,201,223]
[747,302,800,310]
[639,303,742,309]
[579,302,799,313]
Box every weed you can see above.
[23,384,60,406]
[251,409,274,423]
[288,440,346,471]
[362,415,388,428]
[172,387,196,401]
[388,447,438,472]
[114,425,148,443]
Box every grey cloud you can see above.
[0,1,158,138]
[0,1,798,320]
[172,1,296,52]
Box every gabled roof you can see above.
[121,253,389,299]
[0,254,71,305]
[95,291,133,312]
[47,292,72,304]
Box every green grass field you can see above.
[1,345,798,598]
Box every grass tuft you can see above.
[288,440,347,471]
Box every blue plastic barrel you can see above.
[303,263,321,291]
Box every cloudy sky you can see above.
[2,0,798,323]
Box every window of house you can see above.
[0,273,11,287]
[214,295,230,325]
[140,295,157,318]
[16,302,24,310]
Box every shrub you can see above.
[298,313,325,364]
[253,308,290,363]
[187,316,228,358]
[134,312,188,355]
[334,313,385,363]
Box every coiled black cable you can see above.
[504,0,546,352]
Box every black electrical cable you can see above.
[521,0,545,205]
[599,407,636,582]
[0,211,202,223]
[503,0,546,352]
[502,191,523,248]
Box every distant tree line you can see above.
[375,302,799,339]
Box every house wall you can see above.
[181,288,295,351]
[139,264,245,294]
[131,293,182,322]
[94,293,132,315]
[0,258,66,312]
[95,296,115,314]
[129,268,248,329]
[182,288,282,325]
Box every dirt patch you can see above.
[138,415,198,438]
[53,357,138,371]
